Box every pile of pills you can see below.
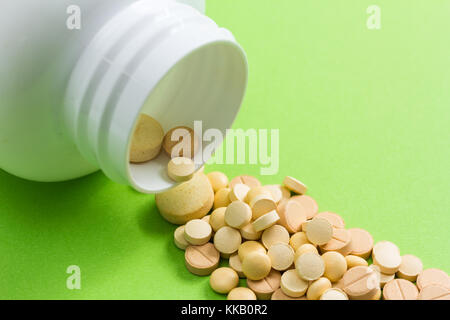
[129,114,198,182]
[158,171,449,300]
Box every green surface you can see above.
[0,0,449,299]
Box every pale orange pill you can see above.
[185,243,220,276]
[348,228,374,259]
[283,176,307,195]
[289,195,318,220]
[396,255,423,282]
[305,217,333,246]
[383,279,418,300]
[319,228,352,256]
[315,212,345,229]
[418,284,450,300]
[277,200,307,234]
[342,266,379,300]
[229,175,261,189]
[247,269,281,300]
[417,268,450,290]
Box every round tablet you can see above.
[207,171,229,192]
[229,183,250,202]
[271,288,307,300]
[185,243,220,276]
[242,251,272,280]
[319,228,352,256]
[209,207,227,232]
[396,254,423,282]
[289,232,312,251]
[261,225,290,249]
[129,114,164,163]
[174,225,189,250]
[252,210,280,232]
[213,226,242,254]
[240,223,262,240]
[224,201,252,229]
[210,267,239,294]
[213,187,231,209]
[264,185,285,204]
[368,264,395,288]
[229,175,261,189]
[251,196,277,220]
[290,195,318,219]
[417,268,450,290]
[305,217,333,245]
[307,277,332,300]
[268,243,295,271]
[322,251,347,283]
[246,187,272,204]
[184,219,212,245]
[342,266,379,300]
[348,228,373,259]
[167,157,196,182]
[228,253,245,278]
[418,284,450,300]
[162,126,199,158]
[277,200,307,233]
[345,255,368,269]
[372,241,401,274]
[283,176,307,195]
[247,269,281,300]
[280,269,309,298]
[315,212,345,229]
[295,252,325,281]
[294,243,319,260]
[227,287,257,300]
[320,288,349,300]
[383,279,419,300]
[238,241,266,262]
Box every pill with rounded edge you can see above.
[247,269,281,300]
[345,255,368,269]
[418,284,450,300]
[281,269,309,297]
[229,175,261,189]
[372,241,401,275]
[368,264,394,288]
[383,279,418,300]
[228,253,245,278]
[264,185,287,204]
[315,211,345,229]
[320,288,348,300]
[242,251,272,280]
[184,219,212,245]
[252,210,280,232]
[129,114,164,163]
[251,195,277,220]
[342,266,379,300]
[209,207,227,232]
[167,157,196,182]
[213,187,231,209]
[289,232,313,251]
[396,254,423,282]
[185,243,220,276]
[210,267,239,294]
[307,277,332,300]
[224,201,252,229]
[416,268,450,290]
[277,200,307,233]
[213,226,242,254]
[290,195,318,219]
[207,171,228,192]
[322,251,347,283]
[162,126,199,158]
[283,176,307,195]
[261,225,290,249]
[174,225,189,250]
[238,241,266,262]
[268,243,295,271]
[295,252,325,281]
[246,187,272,204]
[294,243,319,260]
[305,217,333,245]
[227,287,257,300]
[271,288,307,300]
[319,228,352,256]
[240,223,262,240]
[348,228,373,259]
[229,184,250,202]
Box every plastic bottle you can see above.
[0,0,248,193]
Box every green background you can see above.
[0,0,449,299]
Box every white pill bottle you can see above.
[0,0,247,193]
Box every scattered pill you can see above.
[129,114,164,163]
[280,269,309,298]
[368,264,394,288]
[162,126,198,158]
[372,241,401,275]
[247,269,281,300]
[416,268,450,291]
[213,187,231,209]
[283,176,307,195]
[320,288,349,300]
[319,228,352,256]
[224,201,252,229]
[348,228,373,259]
[396,254,423,282]
[383,279,419,300]
[207,171,229,192]
[229,175,261,189]
[307,277,332,300]
[315,211,345,229]
[277,200,307,233]
[342,266,379,300]
[210,267,239,294]
[251,196,277,220]
[261,225,290,249]
[184,219,212,245]
[213,226,242,255]
[238,241,266,262]
[345,255,368,269]
[229,183,250,202]
[167,157,195,182]
[185,243,220,276]
[289,232,312,251]
[322,251,347,282]
[252,210,280,232]
[228,253,245,278]
[242,251,272,280]
[418,284,450,300]
[240,223,262,240]
[305,217,333,245]
[268,243,295,271]
[294,243,319,260]
[227,287,257,300]
[295,252,325,281]
[209,207,227,232]
[264,185,284,204]
[290,195,318,219]
[246,187,272,204]
[174,225,189,250]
